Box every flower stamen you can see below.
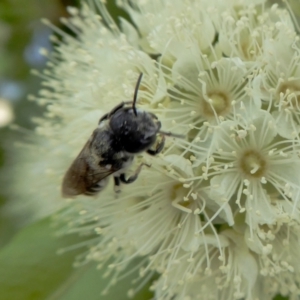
[239,149,267,178]
[201,91,231,118]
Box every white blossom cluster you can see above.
[11,0,300,299]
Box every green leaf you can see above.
[273,295,289,300]
[0,217,88,300]
[0,144,4,168]
[48,261,154,300]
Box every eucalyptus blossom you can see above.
[7,0,300,299]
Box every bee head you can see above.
[109,108,161,153]
[109,73,162,153]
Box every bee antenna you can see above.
[133,73,143,116]
[159,130,185,139]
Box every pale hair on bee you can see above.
[62,73,183,197]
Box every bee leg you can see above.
[98,101,133,124]
[113,176,121,193]
[147,135,165,156]
[120,163,151,184]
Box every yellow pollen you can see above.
[239,149,267,178]
[171,183,192,208]
[240,33,262,61]
[201,91,231,117]
[278,82,300,109]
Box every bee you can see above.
[62,73,181,197]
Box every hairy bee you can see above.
[62,73,181,197]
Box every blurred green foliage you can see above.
[0,217,87,300]
[0,217,154,300]
[273,295,289,300]
[0,0,64,79]
[0,147,4,167]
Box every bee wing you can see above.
[62,137,116,198]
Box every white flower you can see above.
[154,222,300,300]
[217,2,295,65]
[119,0,216,55]
[7,0,300,299]
[245,220,300,298]
[165,56,251,136]
[206,111,300,231]
[62,154,233,294]
[153,229,259,300]
[253,22,300,139]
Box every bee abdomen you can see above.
[84,178,109,196]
